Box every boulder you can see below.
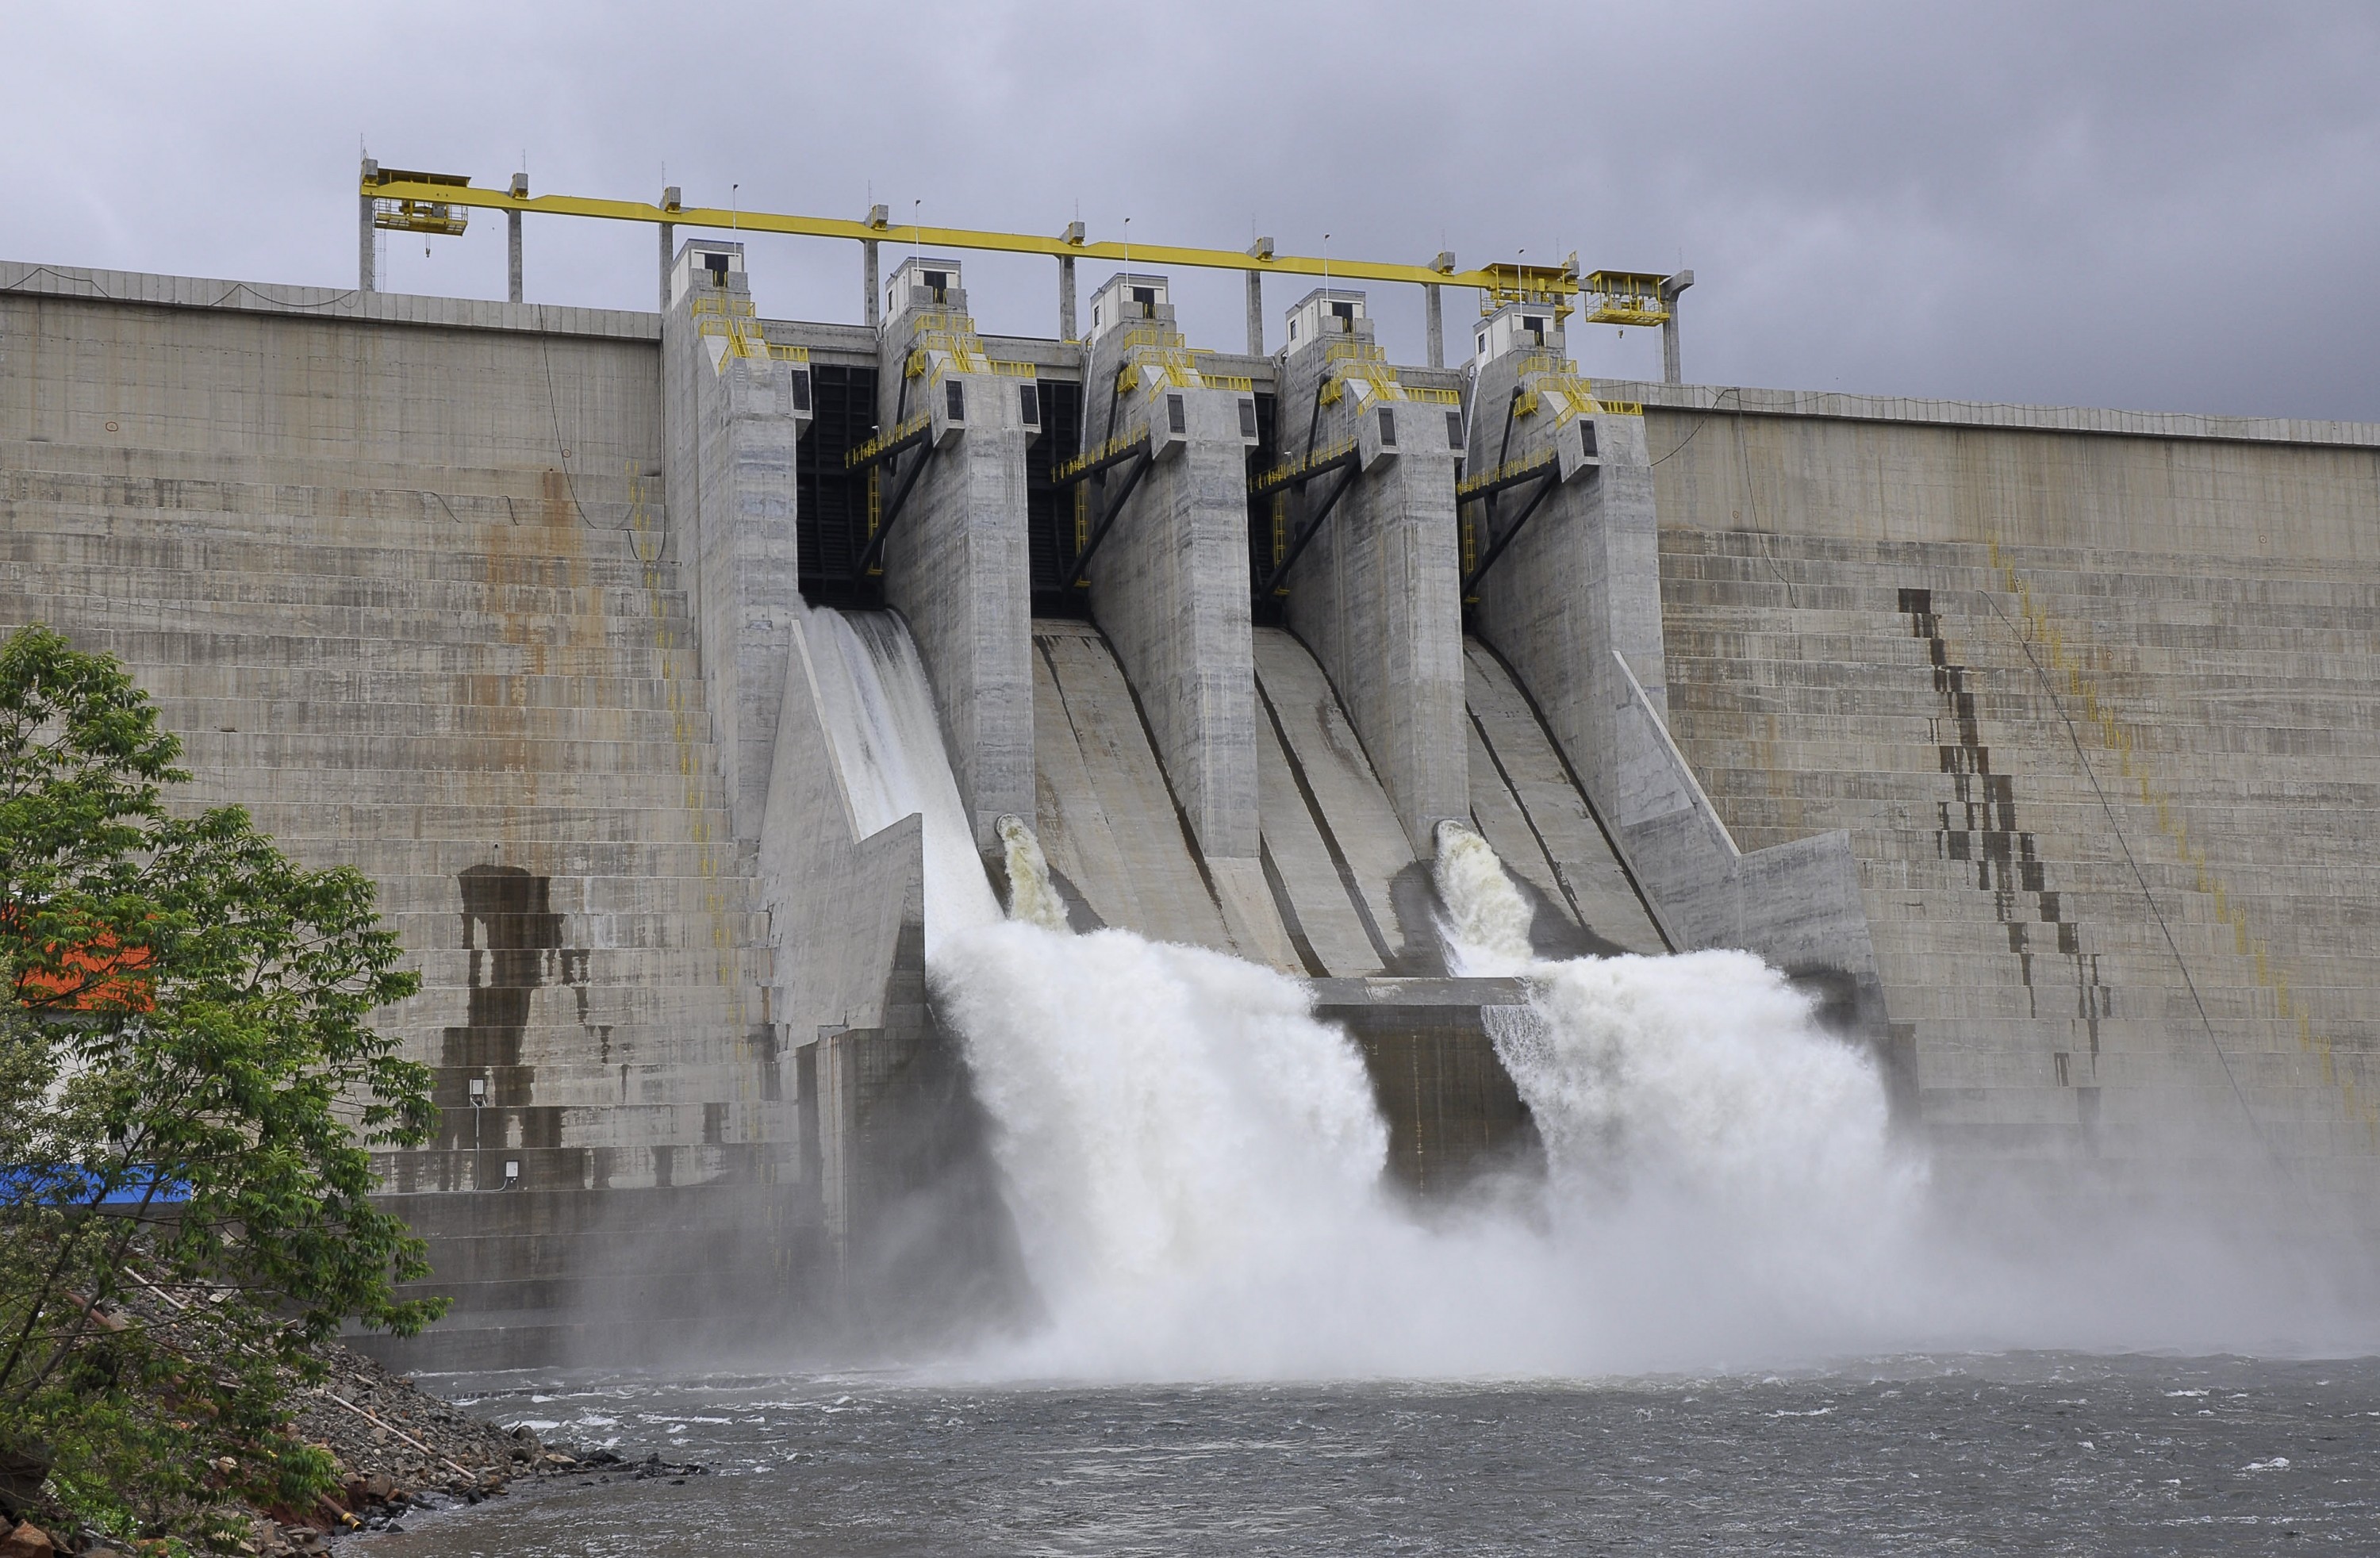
[0,1521,55,1557]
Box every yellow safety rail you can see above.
[359,171,1644,299]
[845,411,930,470]
[1054,429,1150,485]
[1580,270,1672,328]
[368,167,470,236]
[1251,436,1359,496]
[1456,451,1557,501]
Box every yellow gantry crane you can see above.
[359,164,1679,333]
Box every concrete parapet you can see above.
[873,261,1035,850]
[661,239,804,847]
[1271,289,1469,856]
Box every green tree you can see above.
[0,624,446,1547]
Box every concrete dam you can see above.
[6,194,2378,1368]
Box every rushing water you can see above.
[358,1357,2380,1555]
[357,610,2380,1550]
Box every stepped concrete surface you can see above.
[1,267,805,1370]
[1603,378,2380,1207]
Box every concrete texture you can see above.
[873,273,1035,851]
[1251,626,1434,975]
[1464,330,1887,1042]
[660,240,803,848]
[1605,377,2380,1192]
[1080,285,1265,867]
[0,268,798,1368]
[1314,977,1541,1195]
[1461,639,1668,957]
[1027,618,1242,954]
[1271,295,1470,856]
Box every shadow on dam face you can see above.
[436,863,585,1155]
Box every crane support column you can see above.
[359,159,377,293]
[1660,270,1694,385]
[1425,252,1454,370]
[863,204,887,327]
[507,174,526,305]
[1058,221,1084,340]
[657,186,678,311]
[1245,237,1272,355]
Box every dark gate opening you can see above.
[1026,378,1087,619]
[797,363,883,609]
[1243,392,1284,624]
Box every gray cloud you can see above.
[7,0,2374,417]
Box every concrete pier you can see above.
[1462,302,1886,1034]
[1077,275,1276,942]
[1269,287,1470,857]
[660,240,806,850]
[872,259,1037,850]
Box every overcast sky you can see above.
[7,1,2375,420]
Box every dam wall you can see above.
[0,265,799,1367]
[10,246,2376,1364]
[1607,381,2380,1192]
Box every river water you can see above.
[353,1354,2380,1554]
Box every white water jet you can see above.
[1434,819,1537,975]
[802,605,998,943]
[995,813,1070,933]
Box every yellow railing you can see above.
[1253,436,1358,493]
[1456,451,1557,501]
[845,411,930,470]
[1107,323,1184,355]
[1054,429,1150,483]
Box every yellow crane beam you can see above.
[359,173,1616,301]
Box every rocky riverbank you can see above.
[0,1343,704,1556]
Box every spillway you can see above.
[821,604,1926,1376]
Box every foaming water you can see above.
[811,613,2377,1379]
[932,827,1946,1377]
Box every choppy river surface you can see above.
[350,1353,2379,1555]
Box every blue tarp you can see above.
[0,1163,190,1206]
